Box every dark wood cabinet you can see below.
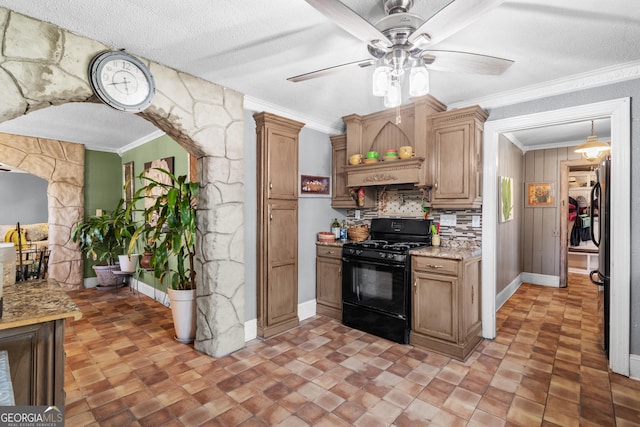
[315,245,342,320]
[0,319,65,406]
[255,112,304,338]
[411,254,482,360]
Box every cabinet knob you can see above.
[434,181,438,191]
[413,279,417,288]
[269,181,273,190]
[427,264,444,269]
[269,213,273,221]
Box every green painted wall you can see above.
[120,134,189,290]
[82,150,123,277]
[84,150,122,217]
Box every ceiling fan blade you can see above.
[424,50,513,75]
[288,59,375,82]
[305,0,392,48]
[409,0,505,46]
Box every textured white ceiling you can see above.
[0,0,637,153]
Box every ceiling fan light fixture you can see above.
[372,65,392,96]
[383,79,401,108]
[575,121,611,161]
[409,64,429,96]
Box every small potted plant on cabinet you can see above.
[72,199,137,288]
[130,168,198,343]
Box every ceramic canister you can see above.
[349,154,363,165]
[399,146,414,159]
[366,151,379,159]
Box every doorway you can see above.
[559,159,600,288]
[482,97,631,376]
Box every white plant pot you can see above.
[167,288,196,344]
[118,254,140,273]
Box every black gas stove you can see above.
[341,218,432,344]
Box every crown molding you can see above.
[244,96,344,135]
[118,130,166,155]
[449,60,640,110]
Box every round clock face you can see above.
[89,51,155,112]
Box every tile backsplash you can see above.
[345,187,482,247]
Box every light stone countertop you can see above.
[315,241,346,247]
[0,279,82,331]
[410,246,482,260]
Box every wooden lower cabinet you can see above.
[411,254,482,360]
[0,320,66,406]
[315,245,342,320]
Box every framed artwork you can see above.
[143,156,175,226]
[526,182,555,207]
[299,174,331,197]
[122,161,135,210]
[499,176,514,223]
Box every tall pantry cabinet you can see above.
[254,112,304,338]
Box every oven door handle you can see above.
[341,257,407,269]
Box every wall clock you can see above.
[88,50,155,112]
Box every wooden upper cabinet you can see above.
[255,112,303,200]
[430,105,487,208]
[330,134,354,208]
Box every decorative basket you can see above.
[317,232,335,243]
[347,225,369,242]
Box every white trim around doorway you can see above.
[482,98,631,376]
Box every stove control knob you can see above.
[356,249,363,256]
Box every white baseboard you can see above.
[244,318,257,342]
[130,277,169,307]
[298,299,317,321]
[630,354,640,380]
[83,277,99,288]
[521,272,560,287]
[496,274,522,310]
[244,299,317,342]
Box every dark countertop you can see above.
[0,279,82,331]
[410,246,482,260]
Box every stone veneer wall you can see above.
[0,133,84,289]
[0,7,245,357]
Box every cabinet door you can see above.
[412,271,459,343]
[331,135,354,208]
[266,201,298,328]
[462,259,482,340]
[267,128,299,200]
[316,254,342,319]
[432,122,471,202]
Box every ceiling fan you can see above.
[289,0,514,106]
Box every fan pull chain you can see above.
[395,105,401,124]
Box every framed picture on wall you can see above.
[299,174,331,197]
[526,182,555,207]
[499,176,514,222]
[122,161,135,210]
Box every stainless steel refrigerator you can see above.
[589,157,610,357]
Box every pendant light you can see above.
[574,120,611,161]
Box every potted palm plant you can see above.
[72,199,137,288]
[130,168,198,343]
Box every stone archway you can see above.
[0,133,85,289]
[0,7,245,357]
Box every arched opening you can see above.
[0,7,245,357]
